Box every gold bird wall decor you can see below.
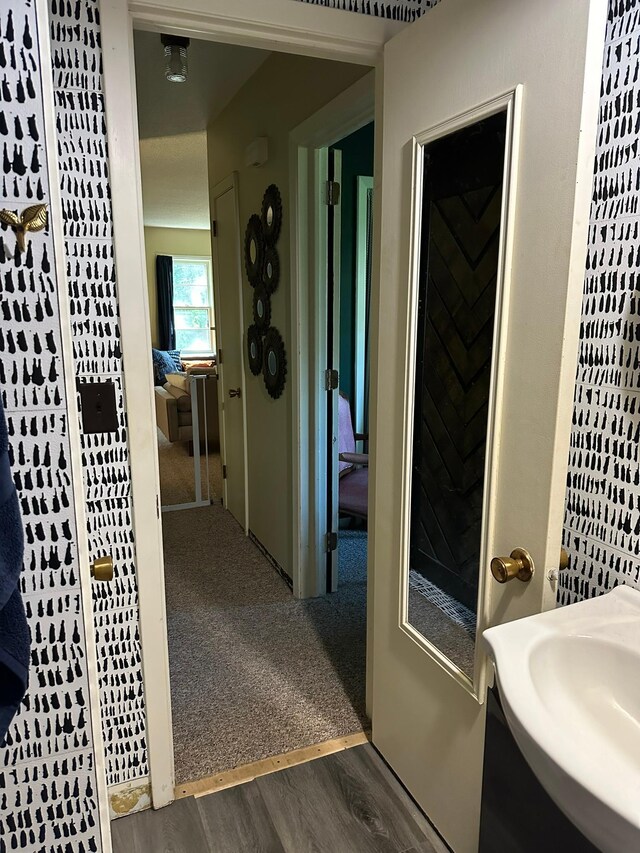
[0,204,48,253]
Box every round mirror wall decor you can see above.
[245,186,286,400]
[261,184,282,246]
[262,327,287,399]
[263,247,280,294]
[244,214,265,286]
[253,284,271,333]
[247,324,263,376]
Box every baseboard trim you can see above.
[249,530,292,588]
[175,730,370,800]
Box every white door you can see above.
[371,1,606,851]
[211,174,248,528]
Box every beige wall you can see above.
[208,53,367,578]
[144,226,212,347]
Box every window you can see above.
[172,257,216,353]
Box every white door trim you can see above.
[289,71,375,600]
[101,0,175,810]
[100,0,391,811]
[399,88,524,701]
[128,0,400,64]
[211,173,249,532]
[36,0,112,847]
[354,174,374,447]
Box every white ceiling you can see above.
[134,31,270,229]
[139,132,211,230]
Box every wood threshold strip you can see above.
[175,731,371,800]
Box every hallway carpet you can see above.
[162,506,368,784]
[157,430,223,506]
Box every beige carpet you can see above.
[156,430,223,507]
[162,502,368,785]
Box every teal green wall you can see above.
[331,122,374,405]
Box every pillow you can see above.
[181,359,214,371]
[152,348,182,385]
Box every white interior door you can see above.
[371,1,606,851]
[211,174,248,529]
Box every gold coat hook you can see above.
[0,203,48,253]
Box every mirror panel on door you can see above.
[406,109,507,679]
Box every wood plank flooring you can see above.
[111,744,450,853]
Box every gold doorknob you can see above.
[490,547,534,584]
[559,547,569,571]
[91,555,113,582]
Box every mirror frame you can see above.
[253,284,271,333]
[263,246,280,294]
[261,183,283,246]
[262,326,287,399]
[244,213,265,285]
[247,323,263,375]
[398,88,523,701]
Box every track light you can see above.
[161,34,190,84]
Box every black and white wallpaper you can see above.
[0,1,101,850]
[561,0,640,604]
[295,0,440,21]
[48,0,149,790]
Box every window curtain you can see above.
[156,255,175,350]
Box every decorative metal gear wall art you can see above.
[261,184,282,246]
[247,324,263,376]
[262,327,287,399]
[244,213,265,286]
[262,246,280,294]
[253,283,271,333]
[244,184,286,399]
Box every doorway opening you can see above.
[132,30,374,790]
[326,124,374,602]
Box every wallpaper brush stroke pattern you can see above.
[48,0,149,788]
[561,0,640,604]
[295,0,440,21]
[0,1,101,849]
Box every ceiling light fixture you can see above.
[161,34,190,84]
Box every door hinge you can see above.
[326,180,341,206]
[156,495,160,519]
[324,368,339,391]
[217,348,222,365]
[326,531,338,553]
[212,220,218,237]
[222,464,227,479]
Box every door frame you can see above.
[289,74,375,600]
[354,174,374,449]
[211,173,250,531]
[100,0,398,810]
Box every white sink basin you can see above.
[483,585,640,853]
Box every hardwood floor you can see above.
[111,744,449,853]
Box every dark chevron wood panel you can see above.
[411,113,506,611]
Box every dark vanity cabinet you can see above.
[479,687,600,852]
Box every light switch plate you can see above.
[77,380,118,434]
